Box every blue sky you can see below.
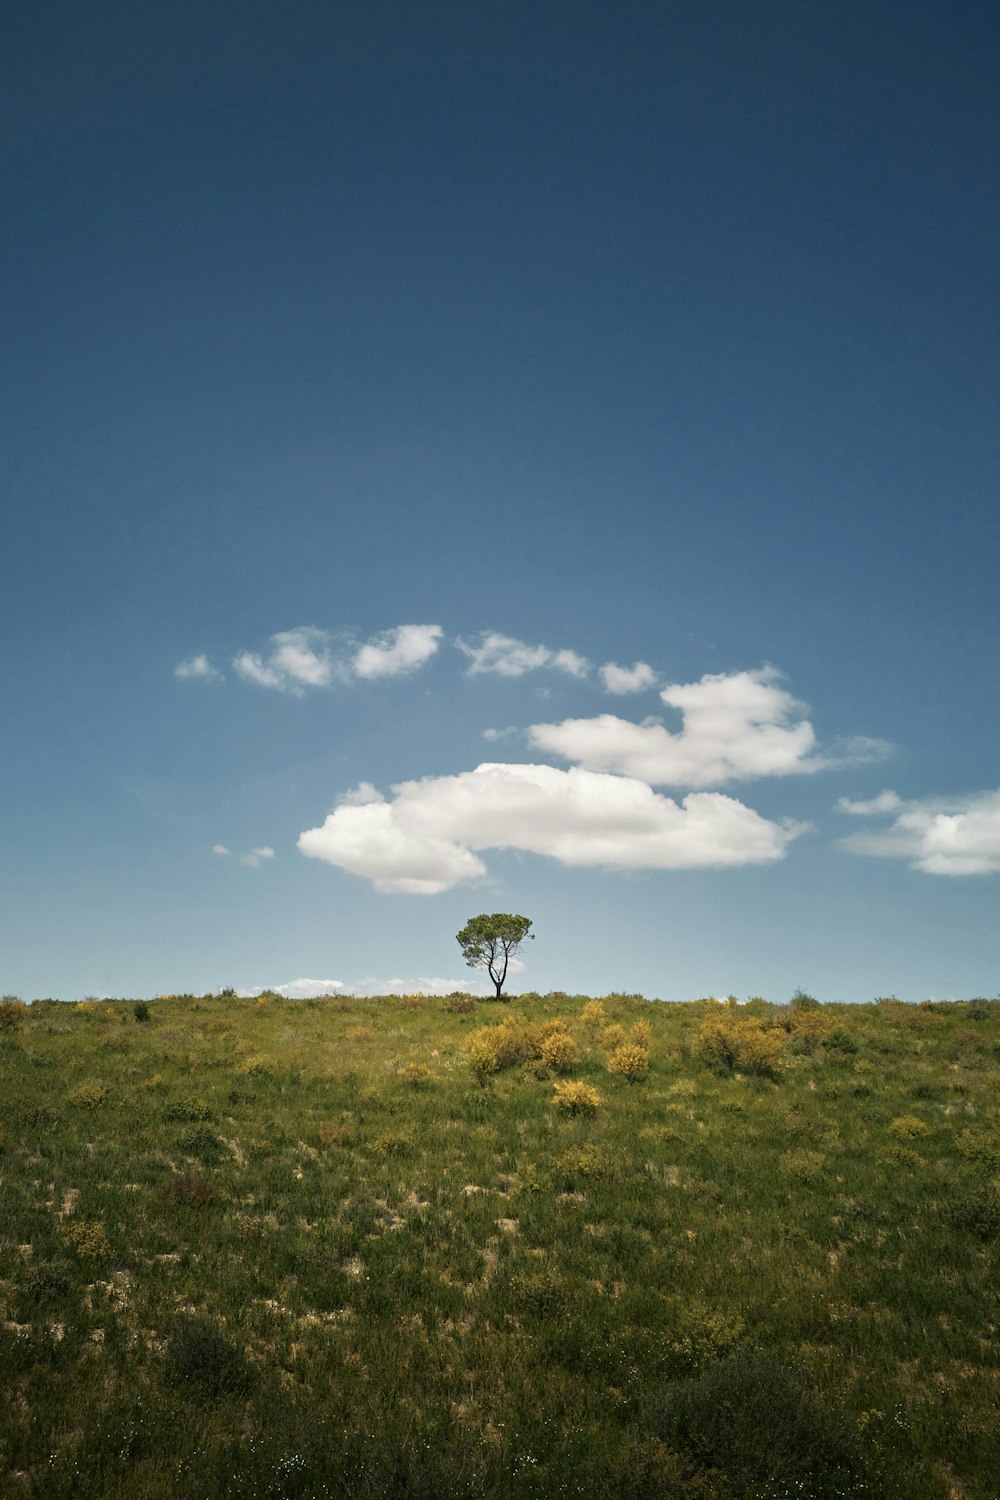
[2,1,998,1002]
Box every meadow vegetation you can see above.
[1,987,999,1497]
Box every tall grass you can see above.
[1,990,998,1496]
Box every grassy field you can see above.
[1,988,998,1498]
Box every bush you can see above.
[631,1018,652,1049]
[0,995,28,1029]
[540,1030,579,1073]
[945,1183,1000,1240]
[552,1081,602,1116]
[442,992,476,1013]
[67,1080,108,1108]
[648,1347,871,1497]
[163,1097,213,1122]
[62,1220,111,1260]
[888,1115,930,1139]
[162,1173,217,1207]
[601,1023,628,1052]
[608,1043,650,1082]
[166,1313,250,1396]
[697,1019,784,1077]
[133,1000,151,1023]
[401,1062,432,1086]
[580,1000,607,1031]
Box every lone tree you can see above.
[456,913,533,1000]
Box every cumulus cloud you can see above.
[212,844,231,856]
[599,660,657,694]
[352,623,443,679]
[233,627,336,693]
[298,761,804,894]
[838,789,1000,875]
[174,654,223,683]
[456,631,590,678]
[529,666,889,787]
[239,846,276,869]
[482,726,519,742]
[232,623,442,691]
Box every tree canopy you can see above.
[455,913,533,999]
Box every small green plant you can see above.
[888,1114,930,1139]
[166,1313,250,1396]
[133,999,151,1022]
[62,1219,111,1259]
[401,1062,432,1086]
[945,1182,1000,1240]
[67,1079,108,1108]
[162,1173,217,1207]
[163,1096,213,1122]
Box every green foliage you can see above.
[166,1313,250,1396]
[0,988,996,1497]
[0,995,28,1028]
[649,1348,874,1496]
[697,1015,785,1076]
[455,911,533,998]
[133,999,151,1022]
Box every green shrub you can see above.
[166,1313,250,1396]
[945,1183,1000,1240]
[888,1114,929,1139]
[163,1096,214,1122]
[62,1220,111,1260]
[162,1173,217,1207]
[648,1347,872,1496]
[67,1079,108,1108]
[0,995,28,1029]
[177,1124,222,1160]
[133,1000,151,1023]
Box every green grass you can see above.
[1,990,998,1497]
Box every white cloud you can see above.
[233,627,336,693]
[353,623,442,679]
[456,631,590,678]
[482,726,519,742]
[551,648,590,678]
[529,666,888,787]
[599,661,657,695]
[240,975,491,998]
[837,790,903,816]
[298,761,804,894]
[240,977,346,998]
[174,654,223,683]
[212,844,231,856]
[838,789,1000,875]
[239,846,276,869]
